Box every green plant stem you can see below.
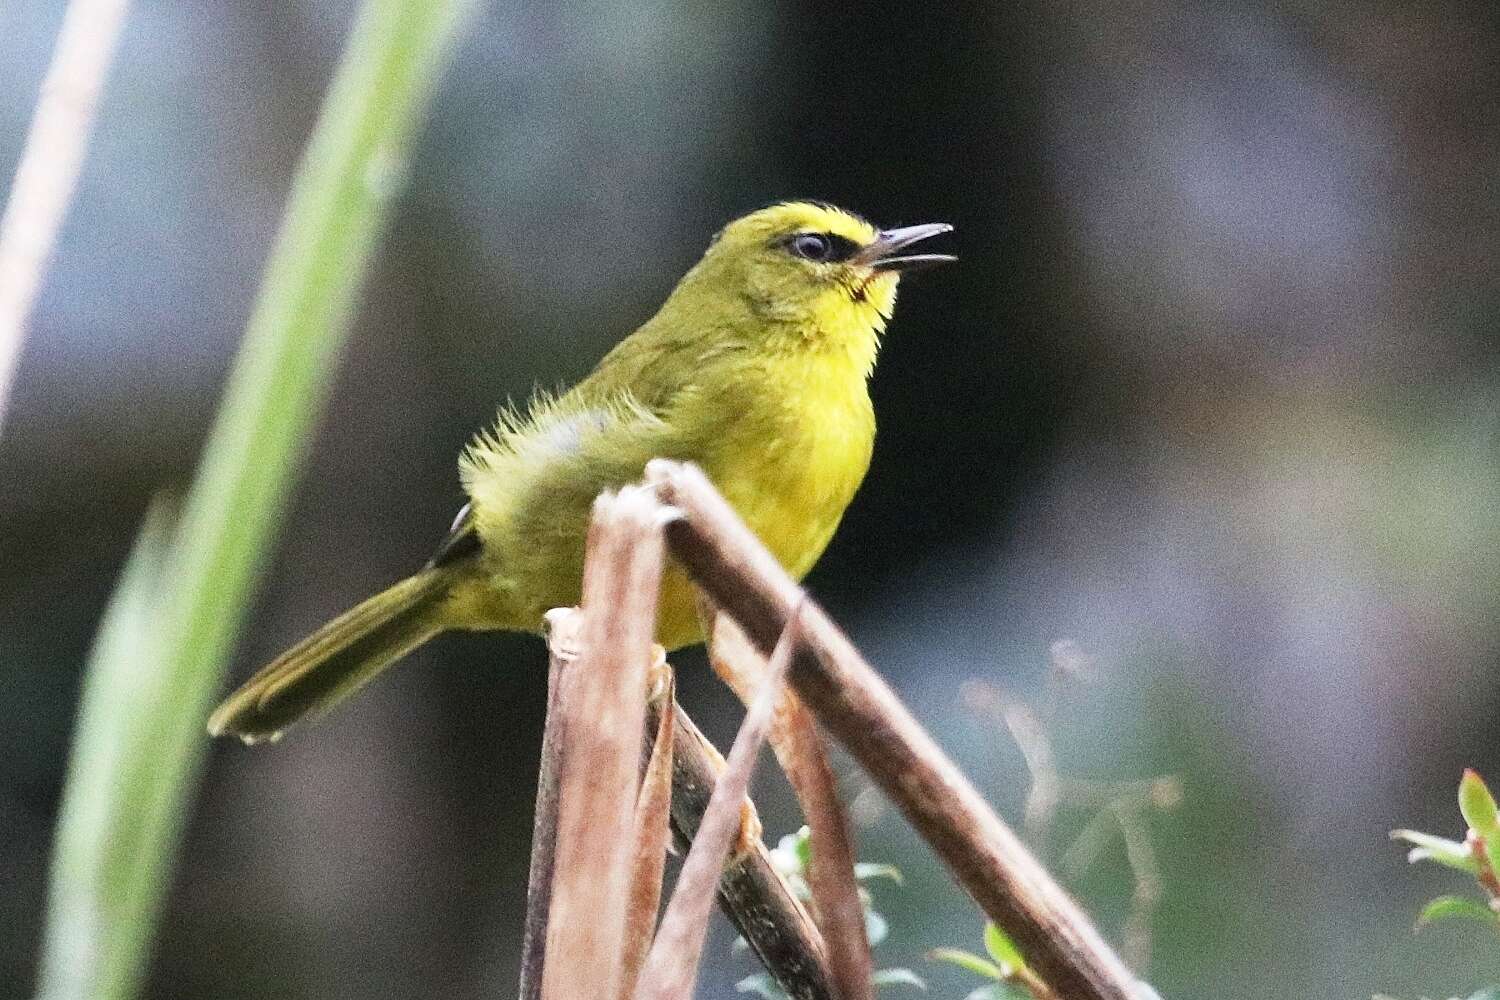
[37,3,473,998]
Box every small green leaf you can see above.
[775,825,811,869]
[770,827,813,878]
[928,948,1004,981]
[1465,989,1500,1000]
[1391,829,1479,873]
[1460,770,1500,838]
[872,967,927,991]
[1416,895,1500,931]
[855,862,905,885]
[983,922,1026,973]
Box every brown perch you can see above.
[538,487,665,1000]
[645,695,836,1000]
[649,459,1141,1000]
[632,617,801,1000]
[706,611,872,1000]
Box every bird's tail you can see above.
[208,568,456,743]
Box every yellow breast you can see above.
[652,354,876,647]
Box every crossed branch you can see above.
[515,461,1144,1000]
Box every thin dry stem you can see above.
[646,695,835,1000]
[0,0,131,431]
[518,610,581,1000]
[647,460,1140,1000]
[1015,959,1064,1000]
[708,609,872,1000]
[967,673,1178,976]
[541,488,667,1000]
[633,617,800,1000]
[1115,802,1162,973]
[619,658,676,998]
[1002,698,1061,846]
[961,681,1061,845]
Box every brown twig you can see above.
[537,601,833,1000]
[633,616,800,1000]
[620,655,677,997]
[1015,957,1065,1000]
[518,609,581,1000]
[961,681,1064,851]
[1115,801,1163,973]
[541,487,667,1000]
[966,672,1181,976]
[708,609,872,1000]
[647,695,835,1000]
[647,460,1140,1000]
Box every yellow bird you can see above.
[209,201,954,743]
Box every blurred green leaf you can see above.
[742,826,907,994]
[788,825,814,870]
[35,3,475,999]
[1460,770,1500,838]
[1465,989,1500,1000]
[36,500,174,1000]
[984,921,1026,975]
[1415,895,1500,931]
[928,948,1005,981]
[36,499,176,995]
[1392,829,1480,874]
[872,967,927,991]
[770,827,813,879]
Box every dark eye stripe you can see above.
[820,233,860,261]
[780,231,861,263]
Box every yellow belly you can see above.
[653,398,874,648]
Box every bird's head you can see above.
[674,202,954,369]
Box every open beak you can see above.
[855,222,957,272]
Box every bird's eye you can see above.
[788,233,833,261]
[782,231,861,263]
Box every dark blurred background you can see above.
[3,1,1499,997]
